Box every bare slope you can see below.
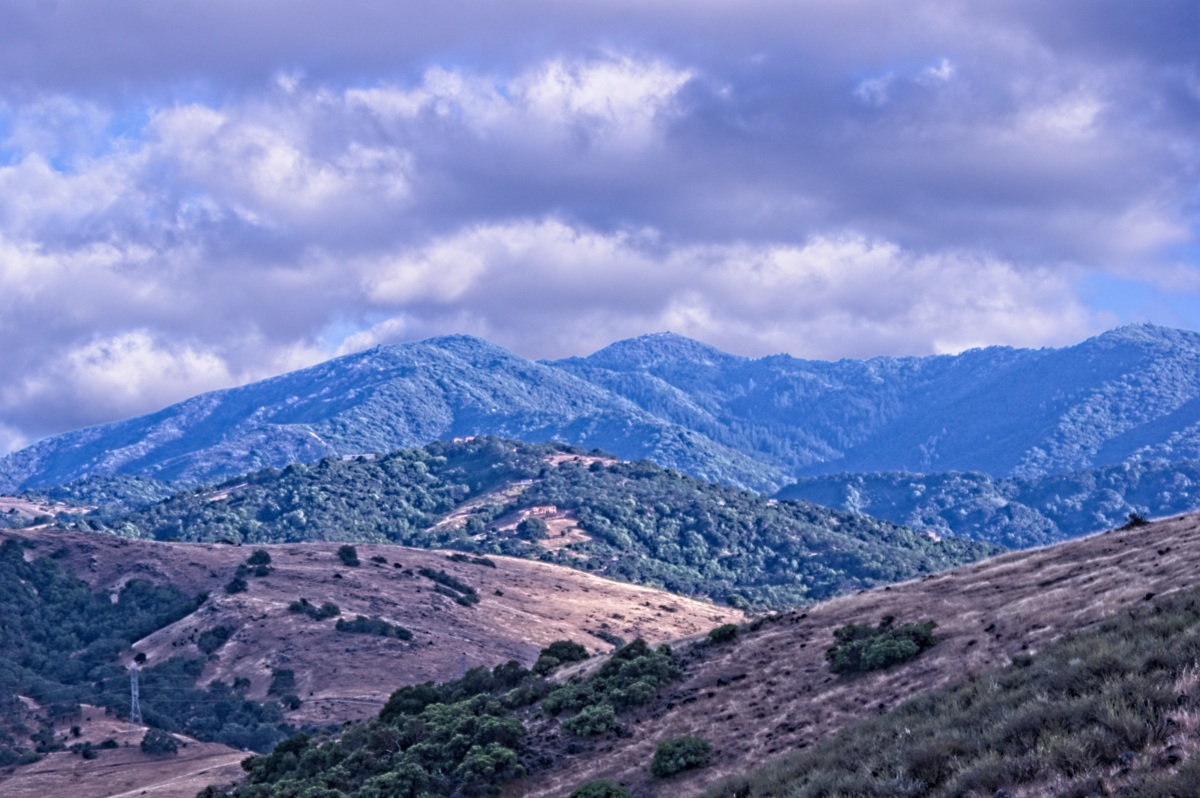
[0,706,245,798]
[511,512,1200,797]
[2,529,741,728]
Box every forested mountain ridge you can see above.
[551,323,1200,479]
[5,324,1200,497]
[776,458,1200,548]
[70,438,995,609]
[0,335,782,494]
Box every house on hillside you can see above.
[526,505,558,518]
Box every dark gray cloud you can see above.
[0,0,1197,449]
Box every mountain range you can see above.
[5,323,1200,543]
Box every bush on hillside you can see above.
[140,728,178,756]
[708,623,739,644]
[825,615,938,674]
[562,702,619,737]
[651,736,711,777]
[336,544,360,566]
[247,549,271,566]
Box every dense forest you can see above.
[0,539,294,765]
[65,438,995,608]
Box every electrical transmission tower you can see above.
[129,664,143,726]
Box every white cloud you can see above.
[353,219,1097,360]
[854,72,894,106]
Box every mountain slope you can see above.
[776,459,1200,547]
[552,324,1200,479]
[183,508,1200,798]
[0,336,783,494]
[511,511,1200,797]
[75,438,995,609]
[7,324,1200,497]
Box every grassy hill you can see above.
[177,510,1200,798]
[68,437,996,609]
[0,526,742,793]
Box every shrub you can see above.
[826,616,938,674]
[336,615,413,640]
[708,623,739,644]
[1123,512,1149,529]
[197,626,233,654]
[534,640,589,674]
[570,780,632,798]
[651,736,712,777]
[516,516,549,541]
[247,549,271,566]
[140,728,179,756]
[288,598,341,621]
[337,544,360,566]
[563,703,619,737]
[224,576,248,594]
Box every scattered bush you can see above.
[197,626,233,654]
[534,640,589,675]
[246,549,271,566]
[140,728,179,756]
[336,544,360,566]
[563,702,619,736]
[224,576,248,594]
[336,615,413,640]
[708,623,739,644]
[651,736,711,777]
[288,598,341,621]
[825,615,938,674]
[1123,511,1149,529]
[570,780,632,798]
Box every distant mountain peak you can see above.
[1084,323,1199,351]
[572,331,742,369]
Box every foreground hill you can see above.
[193,510,1200,798]
[71,438,995,609]
[777,458,1200,547]
[6,325,1200,499]
[0,525,742,797]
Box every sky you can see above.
[0,0,1198,451]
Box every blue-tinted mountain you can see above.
[551,324,1200,479]
[776,459,1200,548]
[0,335,782,493]
[5,324,1200,498]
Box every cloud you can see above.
[351,218,1096,360]
[0,1,1196,450]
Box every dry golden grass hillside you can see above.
[512,513,1200,797]
[2,528,742,728]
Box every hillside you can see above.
[502,513,1200,795]
[193,510,1200,798]
[777,458,1200,547]
[68,438,996,609]
[0,526,742,796]
[6,325,1200,498]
